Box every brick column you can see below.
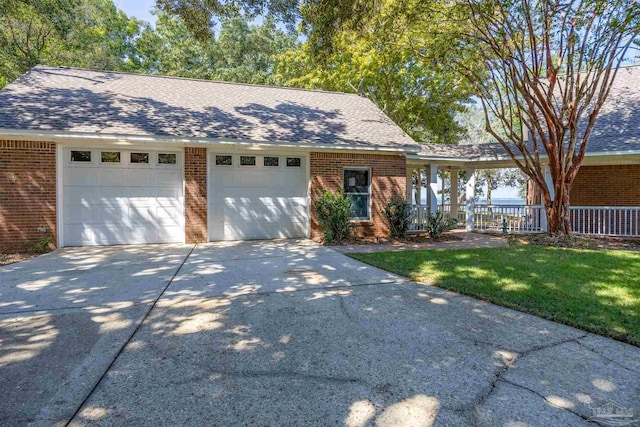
[0,140,57,250]
[184,147,208,243]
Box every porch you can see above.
[406,144,640,237]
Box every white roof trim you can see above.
[0,128,420,154]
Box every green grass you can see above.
[350,247,640,346]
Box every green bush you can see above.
[383,196,413,239]
[427,211,458,239]
[314,190,353,244]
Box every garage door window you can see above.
[240,156,256,166]
[71,150,91,162]
[158,153,177,165]
[130,152,149,164]
[286,157,301,167]
[264,156,279,167]
[215,155,233,166]
[101,151,121,163]
[344,168,370,220]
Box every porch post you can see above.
[450,169,459,219]
[539,165,554,232]
[465,167,476,231]
[406,166,413,203]
[544,165,555,200]
[415,168,422,205]
[426,163,439,215]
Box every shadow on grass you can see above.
[350,246,640,346]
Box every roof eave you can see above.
[0,128,419,154]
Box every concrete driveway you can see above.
[1,240,639,426]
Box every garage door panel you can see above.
[223,221,307,240]
[209,154,309,240]
[63,149,184,246]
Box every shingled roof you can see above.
[0,66,418,151]
[413,65,640,162]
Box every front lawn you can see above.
[350,246,640,346]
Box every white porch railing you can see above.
[410,205,431,231]
[474,205,545,233]
[570,206,640,237]
[410,204,640,237]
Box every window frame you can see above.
[157,152,178,166]
[129,152,150,166]
[263,156,280,167]
[100,151,122,164]
[286,157,302,167]
[343,167,372,222]
[70,150,93,164]
[214,154,234,167]
[239,155,257,167]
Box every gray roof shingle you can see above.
[415,66,640,161]
[0,66,417,150]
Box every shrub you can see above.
[383,196,413,239]
[427,211,458,239]
[314,190,353,244]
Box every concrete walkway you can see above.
[333,231,508,254]
[1,240,638,426]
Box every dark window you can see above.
[286,157,301,167]
[215,155,233,166]
[101,151,121,163]
[71,150,91,162]
[130,152,149,164]
[158,153,177,165]
[240,155,256,166]
[264,156,279,167]
[344,169,370,220]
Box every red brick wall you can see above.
[310,152,406,239]
[571,164,640,206]
[185,147,208,243]
[0,140,57,250]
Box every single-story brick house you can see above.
[0,66,639,249]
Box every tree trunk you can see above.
[542,184,571,235]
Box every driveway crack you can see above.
[496,379,602,426]
[471,333,589,426]
[62,244,197,426]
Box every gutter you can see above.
[0,128,421,155]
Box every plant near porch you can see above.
[383,196,413,239]
[314,190,353,244]
[455,0,640,235]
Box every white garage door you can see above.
[209,153,309,240]
[62,148,184,246]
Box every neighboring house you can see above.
[0,66,639,249]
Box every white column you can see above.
[541,165,554,232]
[450,169,459,219]
[465,167,476,231]
[544,165,555,200]
[406,166,413,203]
[415,168,422,205]
[426,163,439,215]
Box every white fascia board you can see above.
[0,128,419,155]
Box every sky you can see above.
[116,0,157,25]
[114,1,522,201]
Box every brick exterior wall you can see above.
[570,164,640,206]
[184,147,208,243]
[526,165,640,206]
[309,152,406,239]
[0,140,57,250]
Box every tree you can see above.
[455,0,640,234]
[0,0,143,87]
[276,9,472,143]
[289,0,639,234]
[135,12,297,84]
